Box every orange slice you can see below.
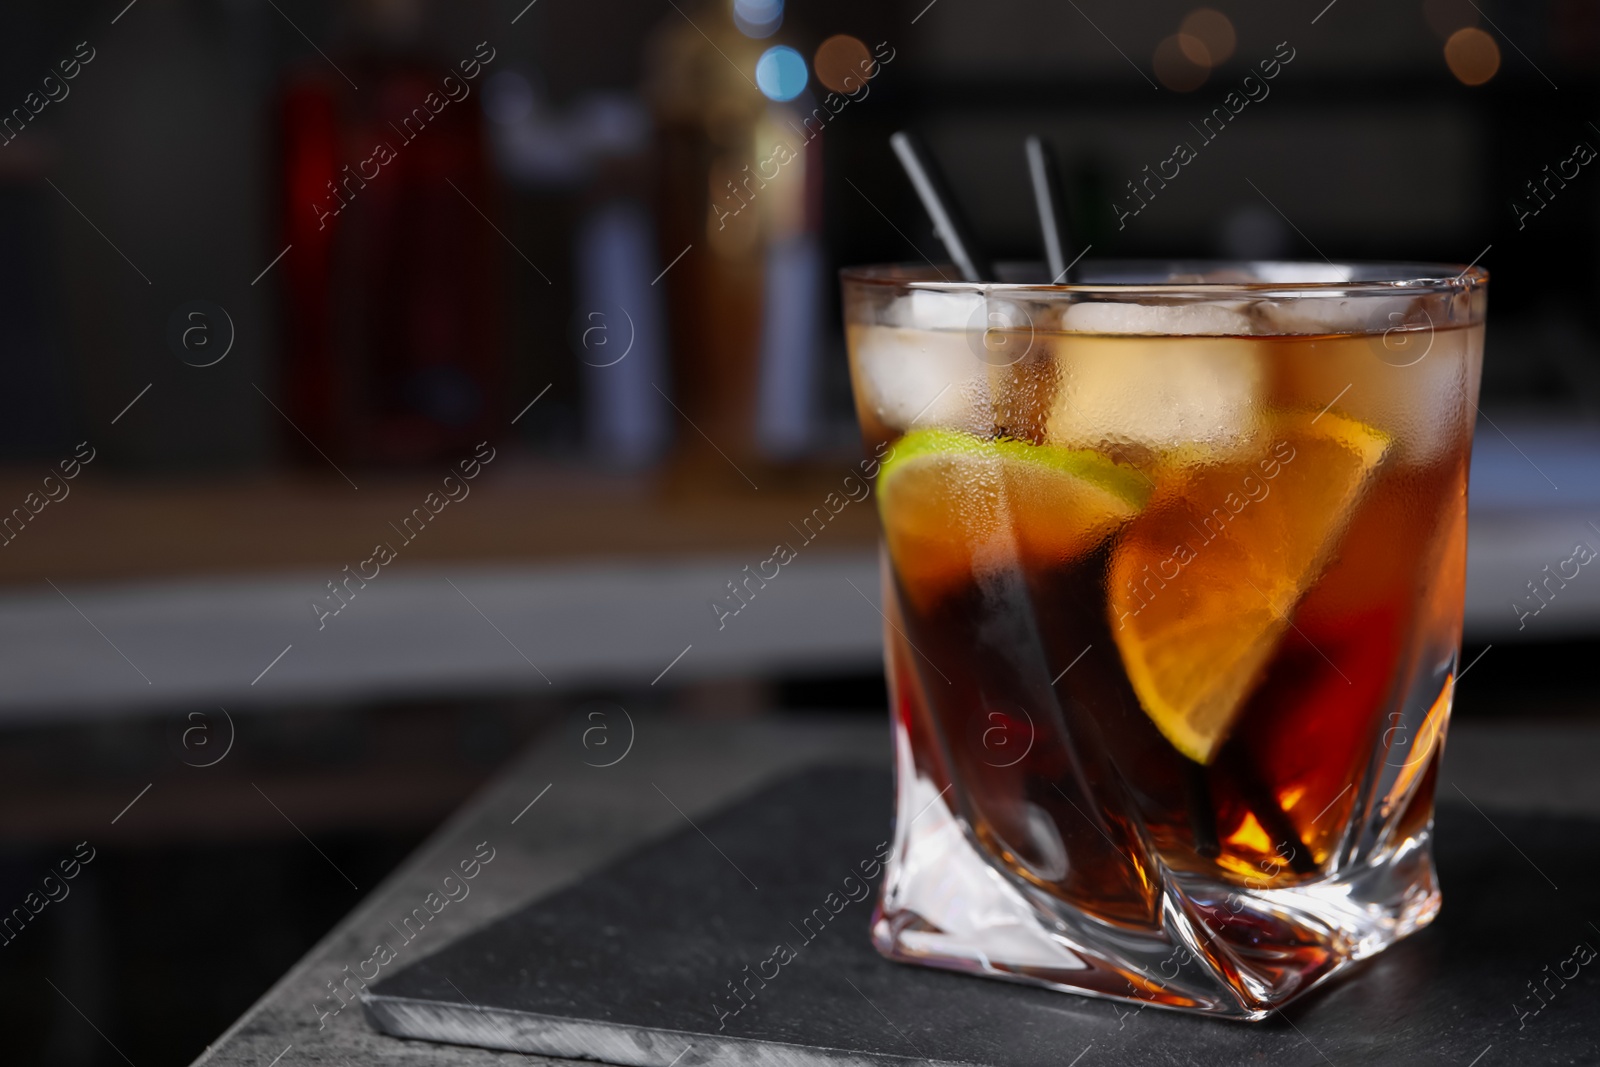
[1109,411,1389,763]
[880,429,1149,610]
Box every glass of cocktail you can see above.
[843,261,1486,1019]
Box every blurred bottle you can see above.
[480,64,671,470]
[571,103,671,470]
[277,0,501,467]
[753,99,824,462]
[645,0,823,484]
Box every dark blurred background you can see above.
[0,0,1597,1063]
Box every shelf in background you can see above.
[0,421,1594,721]
[0,457,879,587]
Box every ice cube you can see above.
[1248,295,1416,337]
[1060,300,1254,336]
[1248,263,1354,284]
[1045,331,1264,454]
[886,289,986,330]
[1252,292,1473,463]
[1277,322,1474,463]
[848,323,989,434]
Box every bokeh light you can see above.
[1179,8,1236,67]
[483,70,534,125]
[1153,34,1209,91]
[733,0,783,39]
[1176,33,1212,68]
[1444,27,1500,85]
[814,34,873,94]
[755,45,808,101]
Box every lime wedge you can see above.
[879,429,1149,610]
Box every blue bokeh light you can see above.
[755,45,807,102]
[733,0,783,38]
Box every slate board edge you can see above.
[361,992,966,1067]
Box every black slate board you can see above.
[364,767,1600,1066]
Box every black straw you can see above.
[889,131,994,283]
[1223,748,1317,876]
[1184,763,1221,859]
[1025,135,1075,283]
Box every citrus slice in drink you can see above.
[879,429,1150,610]
[1108,411,1390,764]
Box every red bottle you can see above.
[277,25,502,467]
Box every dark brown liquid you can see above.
[878,423,1472,939]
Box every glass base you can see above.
[871,731,1442,1021]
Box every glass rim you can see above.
[840,259,1489,296]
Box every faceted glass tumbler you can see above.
[842,261,1487,1019]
